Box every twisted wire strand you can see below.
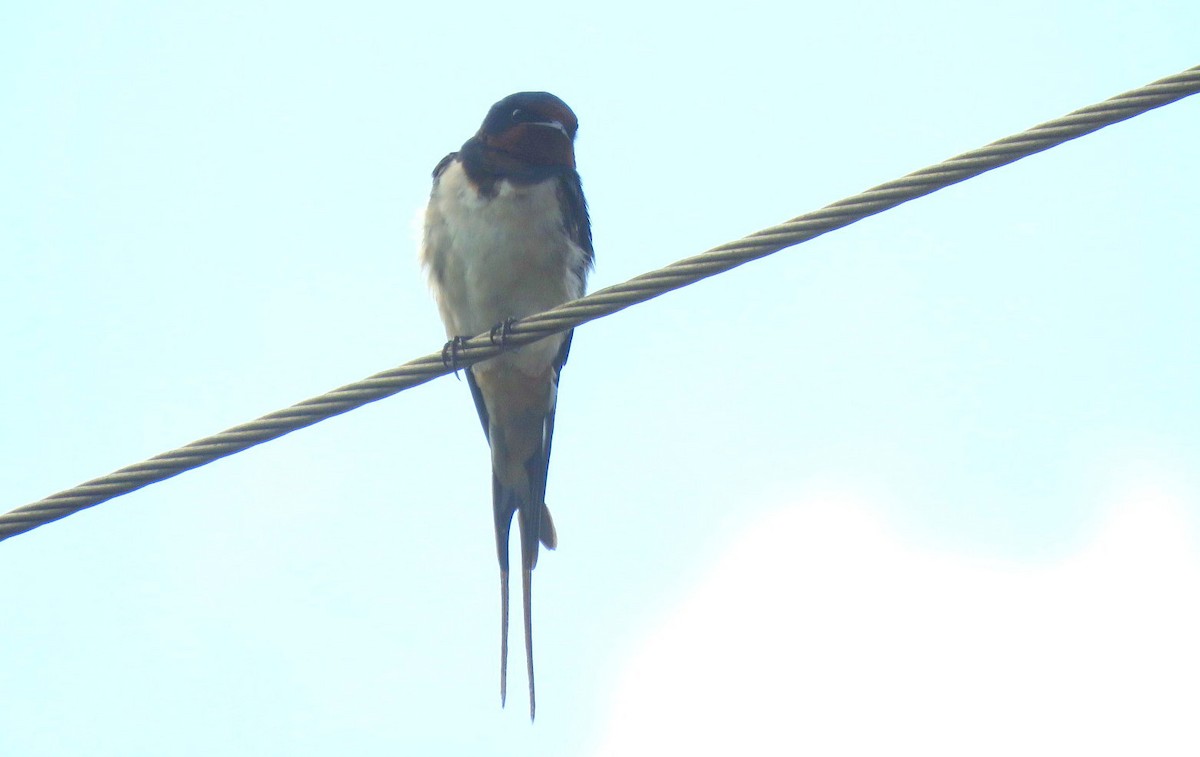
[3,65,1198,542]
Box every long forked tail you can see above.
[522,567,535,720]
[470,363,563,719]
[500,568,510,707]
[495,477,557,720]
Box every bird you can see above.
[419,92,593,720]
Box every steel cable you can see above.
[3,64,1197,542]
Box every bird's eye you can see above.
[511,108,535,123]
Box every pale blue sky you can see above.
[3,2,1199,754]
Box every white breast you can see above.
[420,160,588,375]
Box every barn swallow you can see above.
[419,92,593,720]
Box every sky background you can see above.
[3,2,1199,754]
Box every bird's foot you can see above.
[441,336,469,379]
[489,317,519,346]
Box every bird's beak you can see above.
[530,120,569,139]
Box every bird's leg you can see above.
[489,317,519,347]
[441,336,468,380]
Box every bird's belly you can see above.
[429,173,581,374]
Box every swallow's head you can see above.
[476,91,578,170]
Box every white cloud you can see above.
[596,484,1200,756]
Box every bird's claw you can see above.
[489,317,519,346]
[441,336,468,379]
